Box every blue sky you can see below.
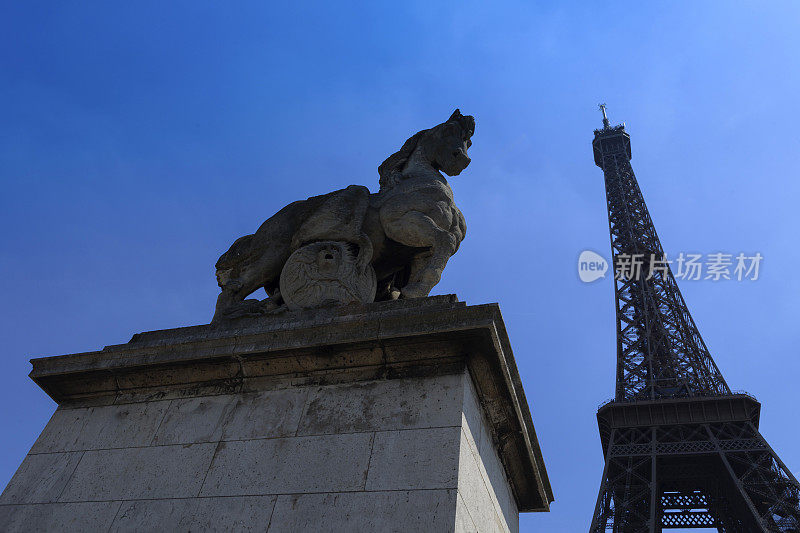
[2,2,799,530]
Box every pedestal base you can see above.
[1,296,552,532]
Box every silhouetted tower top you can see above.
[592,105,729,401]
[592,104,631,168]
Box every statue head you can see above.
[379,109,475,189]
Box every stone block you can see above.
[296,373,462,435]
[457,429,507,533]
[479,419,518,531]
[461,372,484,450]
[219,388,308,441]
[200,433,372,496]
[455,491,478,533]
[109,496,276,532]
[0,452,83,504]
[0,502,122,532]
[82,401,170,449]
[59,443,216,501]
[151,395,235,445]
[29,407,90,454]
[31,401,170,453]
[365,427,461,491]
[267,490,457,532]
[461,375,519,531]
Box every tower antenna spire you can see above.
[598,103,610,129]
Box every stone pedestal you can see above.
[0,296,552,532]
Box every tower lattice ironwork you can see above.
[589,105,800,532]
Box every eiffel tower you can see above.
[589,105,800,532]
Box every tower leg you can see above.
[650,428,658,533]
[590,427,655,532]
[590,430,615,532]
[708,422,800,532]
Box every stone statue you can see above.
[213,109,474,322]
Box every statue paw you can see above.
[213,297,284,322]
[400,284,429,299]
